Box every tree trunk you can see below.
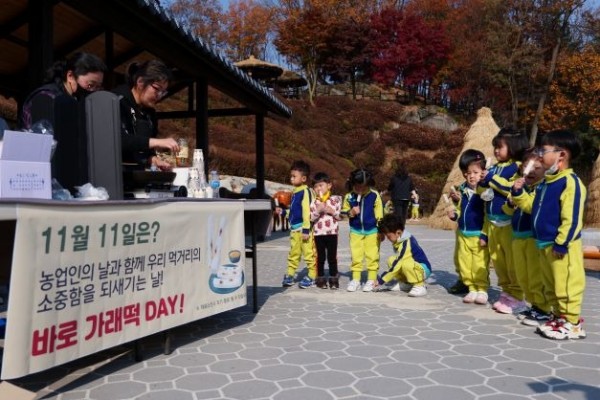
[529,8,573,146]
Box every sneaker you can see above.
[376,281,412,292]
[362,280,376,292]
[315,277,327,289]
[521,308,552,327]
[328,276,339,290]
[517,308,532,321]
[492,292,508,310]
[463,291,477,303]
[282,275,294,287]
[298,276,314,289]
[541,318,586,340]
[347,280,361,292]
[408,285,427,297]
[448,280,469,295]
[474,291,488,305]
[536,315,560,333]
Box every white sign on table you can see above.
[1,201,246,379]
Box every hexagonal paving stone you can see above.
[405,339,453,351]
[412,385,476,399]
[254,365,305,380]
[176,372,229,391]
[221,380,280,400]
[281,351,329,365]
[133,366,184,382]
[238,347,284,361]
[301,370,356,388]
[389,350,441,364]
[347,345,392,358]
[553,366,600,387]
[198,342,245,354]
[502,348,555,363]
[263,337,306,348]
[89,381,147,399]
[285,327,326,338]
[168,352,217,368]
[273,387,334,400]
[427,368,484,386]
[210,359,260,374]
[452,344,503,356]
[226,332,269,343]
[488,375,549,396]
[136,390,195,400]
[374,362,428,379]
[353,376,412,397]
[325,356,375,372]
[495,361,552,378]
[440,355,494,370]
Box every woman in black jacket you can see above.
[386,161,415,226]
[113,60,179,170]
[20,52,106,130]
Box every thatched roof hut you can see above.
[585,151,600,227]
[428,107,500,230]
[234,55,283,81]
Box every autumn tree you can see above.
[219,0,277,62]
[320,17,372,99]
[368,7,450,99]
[274,3,330,105]
[168,0,224,49]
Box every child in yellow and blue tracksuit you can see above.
[280,160,317,289]
[507,151,547,327]
[479,127,529,314]
[409,191,420,221]
[342,169,383,292]
[448,149,490,305]
[512,130,587,340]
[375,214,431,297]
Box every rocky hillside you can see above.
[161,92,466,214]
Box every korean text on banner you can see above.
[1,201,246,379]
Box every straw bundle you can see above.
[428,107,500,230]
[584,150,600,227]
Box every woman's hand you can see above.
[150,137,180,153]
[151,156,173,171]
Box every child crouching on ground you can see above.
[375,214,432,297]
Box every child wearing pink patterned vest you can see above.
[310,172,342,289]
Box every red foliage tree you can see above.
[368,7,450,94]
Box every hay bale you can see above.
[428,107,500,230]
[585,151,600,227]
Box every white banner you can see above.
[2,201,246,379]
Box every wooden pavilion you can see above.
[0,0,292,196]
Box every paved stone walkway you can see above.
[4,222,600,399]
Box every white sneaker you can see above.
[474,291,488,305]
[463,291,477,303]
[408,285,427,297]
[347,280,361,292]
[362,280,376,292]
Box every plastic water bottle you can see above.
[209,170,220,198]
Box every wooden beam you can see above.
[196,77,209,174]
[255,114,265,197]
[0,10,28,42]
[54,25,105,59]
[27,0,54,91]
[156,107,255,120]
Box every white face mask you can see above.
[545,158,560,176]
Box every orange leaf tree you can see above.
[219,0,277,62]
